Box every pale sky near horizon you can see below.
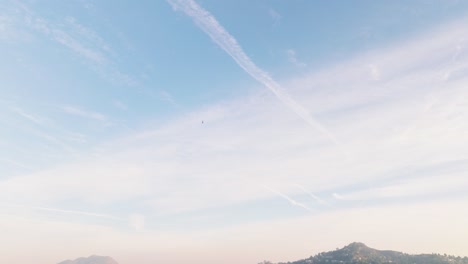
[1,1,468,264]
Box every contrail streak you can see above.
[32,206,124,220]
[167,0,337,144]
[262,185,313,212]
[292,183,329,205]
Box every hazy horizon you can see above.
[1,1,468,263]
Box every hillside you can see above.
[268,242,468,264]
[57,255,118,264]
[57,243,468,264]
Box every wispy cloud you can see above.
[20,8,107,65]
[333,170,468,202]
[287,49,307,67]
[0,158,30,170]
[13,2,140,87]
[2,10,468,236]
[2,203,124,221]
[52,28,107,64]
[159,89,177,106]
[112,100,128,111]
[11,107,43,124]
[167,0,337,143]
[262,185,313,212]
[3,104,81,157]
[292,184,328,205]
[63,106,107,121]
[268,7,282,26]
[65,16,114,56]
[33,206,123,220]
[0,15,12,39]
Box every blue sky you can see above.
[1,1,468,264]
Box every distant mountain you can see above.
[262,242,468,264]
[58,255,118,264]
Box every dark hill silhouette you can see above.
[260,242,468,264]
[58,255,118,264]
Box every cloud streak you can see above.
[287,49,307,67]
[262,185,313,212]
[11,107,43,124]
[2,203,124,221]
[63,105,107,121]
[2,6,468,238]
[332,170,468,202]
[292,184,328,205]
[167,0,337,143]
[12,1,141,87]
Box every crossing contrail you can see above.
[167,0,337,143]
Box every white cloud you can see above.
[4,14,468,216]
[287,49,307,67]
[11,107,44,124]
[1,12,468,258]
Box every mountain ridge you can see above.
[267,242,468,264]
[57,255,118,264]
[57,243,468,264]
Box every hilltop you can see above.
[262,242,468,264]
[58,255,118,264]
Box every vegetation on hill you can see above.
[260,242,468,264]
